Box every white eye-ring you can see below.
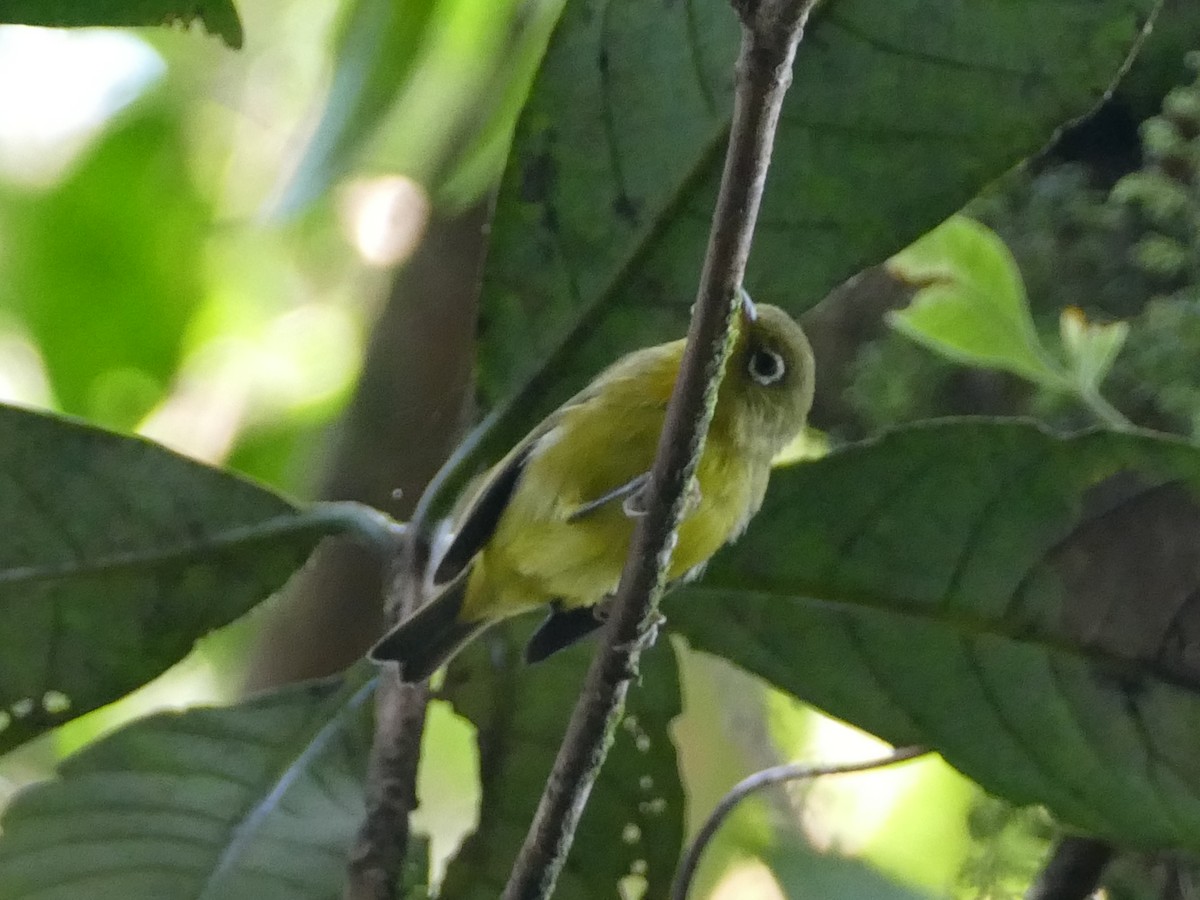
[748,347,786,385]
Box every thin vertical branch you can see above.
[499,2,820,897]
[344,535,433,900]
[342,201,492,900]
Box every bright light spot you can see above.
[799,717,922,853]
[138,336,254,463]
[257,303,359,408]
[413,701,480,893]
[618,873,647,900]
[41,691,71,714]
[10,699,33,718]
[339,175,430,267]
[711,860,785,900]
[0,331,53,409]
[638,797,666,816]
[139,303,359,463]
[0,27,165,185]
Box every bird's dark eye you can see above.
[748,347,786,385]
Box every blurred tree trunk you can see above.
[245,200,488,690]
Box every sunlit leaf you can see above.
[674,419,1200,850]
[0,404,382,754]
[438,621,684,900]
[426,0,1158,515]
[0,0,242,48]
[0,672,374,900]
[887,216,1068,389]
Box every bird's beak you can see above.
[739,287,758,322]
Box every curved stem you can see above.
[671,746,929,900]
[1078,386,1134,431]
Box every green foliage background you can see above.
[0,1,1199,899]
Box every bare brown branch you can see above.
[339,202,491,900]
[344,537,433,900]
[499,2,821,897]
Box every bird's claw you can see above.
[622,477,701,519]
[613,610,667,680]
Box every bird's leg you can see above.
[622,474,701,519]
[571,473,651,522]
[612,608,667,681]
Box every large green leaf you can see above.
[0,0,242,48]
[0,108,208,430]
[429,0,1158,513]
[673,419,1200,849]
[0,405,373,754]
[438,621,684,900]
[0,672,375,900]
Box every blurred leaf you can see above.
[0,404,380,754]
[766,844,932,900]
[887,216,1068,389]
[0,0,242,48]
[0,106,209,430]
[435,0,568,209]
[427,0,1158,514]
[439,622,683,900]
[276,0,438,215]
[224,417,330,497]
[0,671,375,900]
[674,419,1200,850]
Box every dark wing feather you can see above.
[429,354,654,584]
[432,442,534,584]
[524,604,605,663]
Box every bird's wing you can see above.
[431,341,680,584]
[432,440,536,584]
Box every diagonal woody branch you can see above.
[500,1,822,897]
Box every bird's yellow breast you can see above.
[459,370,770,622]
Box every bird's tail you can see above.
[369,570,488,682]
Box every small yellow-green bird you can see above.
[371,300,815,681]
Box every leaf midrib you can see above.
[0,512,322,591]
